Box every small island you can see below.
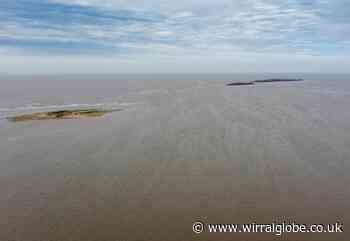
[227,78,303,86]
[7,109,120,122]
[226,81,255,86]
[255,78,304,83]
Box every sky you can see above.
[1,0,350,74]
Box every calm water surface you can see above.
[0,74,349,241]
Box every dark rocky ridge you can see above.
[226,81,255,86]
[255,78,304,83]
[227,78,304,86]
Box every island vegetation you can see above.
[7,109,120,122]
[226,81,255,86]
[255,78,304,83]
[227,78,304,86]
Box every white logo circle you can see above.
[193,221,204,234]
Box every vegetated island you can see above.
[255,78,304,83]
[226,81,255,86]
[7,109,120,122]
[226,78,304,86]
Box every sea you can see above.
[0,73,349,241]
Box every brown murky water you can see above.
[0,75,349,240]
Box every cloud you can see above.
[1,0,350,73]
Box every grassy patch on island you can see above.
[7,109,120,122]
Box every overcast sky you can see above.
[1,0,350,74]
